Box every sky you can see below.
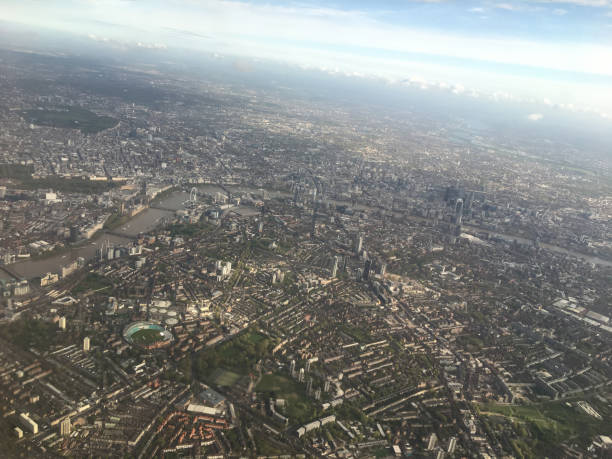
[2,0,612,120]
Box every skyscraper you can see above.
[455,198,464,226]
[363,259,372,280]
[355,233,363,254]
[332,256,339,278]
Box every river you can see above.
[8,187,612,280]
[9,189,251,279]
[462,226,612,268]
[221,185,612,268]
[10,206,176,280]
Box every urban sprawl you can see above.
[0,50,611,458]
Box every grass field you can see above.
[256,373,317,424]
[103,212,132,231]
[253,430,290,455]
[0,164,117,193]
[0,164,33,180]
[194,329,275,387]
[72,272,113,295]
[131,328,165,345]
[477,399,610,457]
[256,373,298,392]
[456,333,484,352]
[167,222,215,238]
[339,323,372,343]
[23,107,118,134]
[2,318,71,351]
[209,368,242,387]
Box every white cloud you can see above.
[531,0,611,6]
[495,0,612,10]
[136,42,167,49]
[87,34,166,50]
[527,113,544,121]
[2,0,612,77]
[1,0,612,116]
[452,83,466,94]
[495,3,519,10]
[553,8,568,15]
[88,34,109,42]
[469,7,485,12]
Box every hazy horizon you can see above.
[1,0,612,121]
[1,18,611,168]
